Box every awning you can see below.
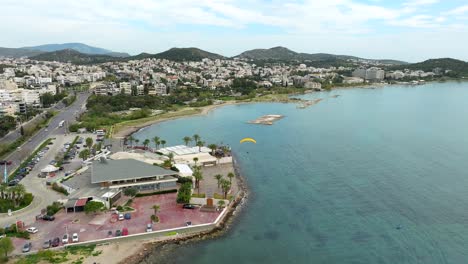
[41,165,59,173]
[75,198,88,207]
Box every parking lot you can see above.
[11,193,221,255]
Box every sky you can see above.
[1,0,468,62]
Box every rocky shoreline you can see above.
[120,154,249,264]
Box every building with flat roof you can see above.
[91,158,178,191]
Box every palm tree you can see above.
[220,179,231,199]
[85,137,93,150]
[196,141,205,152]
[214,174,222,189]
[167,153,174,164]
[193,134,201,144]
[79,149,90,161]
[0,184,7,200]
[193,169,203,195]
[227,172,235,184]
[152,204,160,216]
[152,136,160,150]
[208,144,217,155]
[135,139,140,146]
[160,140,166,148]
[183,136,192,146]
[127,135,135,148]
[193,157,198,166]
[12,184,25,206]
[217,200,225,208]
[143,139,150,150]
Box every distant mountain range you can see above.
[0,42,129,58]
[236,46,407,65]
[30,49,119,65]
[22,43,130,57]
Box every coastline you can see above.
[98,154,249,264]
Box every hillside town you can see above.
[0,56,448,118]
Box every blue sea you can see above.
[135,81,468,264]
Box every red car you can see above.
[122,227,128,236]
[0,160,12,165]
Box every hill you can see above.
[236,46,406,65]
[22,43,129,57]
[392,58,468,72]
[0,47,43,58]
[151,48,225,61]
[30,49,119,64]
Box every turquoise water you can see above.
[135,81,468,264]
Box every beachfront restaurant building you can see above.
[91,158,179,192]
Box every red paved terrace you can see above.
[11,193,220,255]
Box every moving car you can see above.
[62,234,69,244]
[42,215,55,221]
[52,237,60,247]
[26,227,38,233]
[22,242,32,253]
[72,233,79,242]
[43,240,51,249]
[146,223,153,232]
[183,204,196,209]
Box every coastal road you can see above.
[1,92,90,181]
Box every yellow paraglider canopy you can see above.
[240,138,257,144]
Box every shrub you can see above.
[177,176,193,184]
[20,193,34,207]
[135,189,177,197]
[150,215,159,223]
[123,187,137,197]
[52,183,69,195]
[46,202,63,216]
[176,183,192,204]
[116,205,123,211]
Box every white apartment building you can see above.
[136,85,145,96]
[21,89,40,105]
[148,83,167,96]
[119,82,132,95]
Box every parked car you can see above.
[183,204,196,209]
[124,213,131,220]
[42,215,55,221]
[146,224,153,232]
[0,160,12,165]
[185,221,192,226]
[118,214,124,221]
[115,229,121,237]
[8,179,19,186]
[52,237,60,247]
[122,228,128,236]
[26,227,38,233]
[43,240,51,249]
[22,242,32,253]
[62,234,69,244]
[72,233,79,242]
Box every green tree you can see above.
[152,204,160,216]
[220,178,231,199]
[160,140,166,148]
[135,139,140,146]
[217,200,225,208]
[152,136,160,150]
[196,141,205,152]
[0,236,14,259]
[167,153,174,163]
[177,182,192,204]
[214,174,222,189]
[143,139,150,149]
[79,149,90,161]
[192,134,201,144]
[84,201,104,214]
[208,144,217,155]
[193,157,198,166]
[85,137,93,150]
[183,136,192,146]
[20,126,24,136]
[227,172,235,184]
[193,167,203,195]
[123,187,137,197]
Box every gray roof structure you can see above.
[91,159,178,183]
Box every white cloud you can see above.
[445,5,468,15]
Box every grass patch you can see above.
[9,138,53,181]
[135,189,177,197]
[165,231,178,236]
[191,193,206,198]
[213,193,233,200]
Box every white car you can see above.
[62,234,69,244]
[26,227,38,233]
[118,213,124,221]
[72,233,79,242]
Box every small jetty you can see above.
[248,114,284,125]
[297,99,322,109]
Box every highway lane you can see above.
[2,92,90,180]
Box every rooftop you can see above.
[91,158,178,183]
